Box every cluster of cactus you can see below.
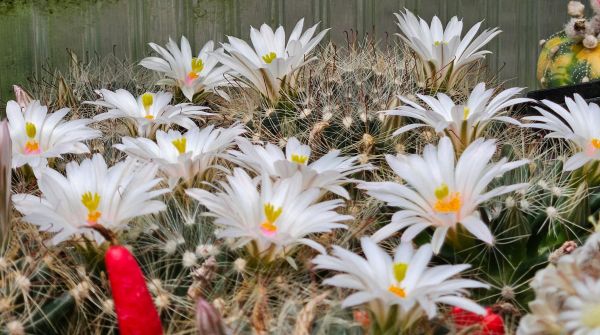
[3,17,600,335]
[220,37,490,178]
[221,39,404,165]
[537,0,600,88]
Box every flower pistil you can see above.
[290,153,308,164]
[24,122,41,154]
[262,52,276,64]
[260,203,282,236]
[81,191,102,224]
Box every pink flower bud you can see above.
[13,85,32,109]
[195,297,226,335]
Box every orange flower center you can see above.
[388,285,406,298]
[187,71,199,81]
[433,183,462,213]
[24,140,40,154]
[592,138,600,149]
[87,211,102,224]
[260,221,277,235]
[434,194,462,213]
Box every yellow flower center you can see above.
[433,183,462,213]
[171,138,187,154]
[24,122,40,154]
[81,192,102,224]
[260,203,282,236]
[463,107,470,120]
[290,153,308,164]
[591,138,600,149]
[581,303,600,328]
[262,52,277,64]
[388,285,407,298]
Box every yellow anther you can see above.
[171,138,187,154]
[262,52,277,64]
[25,122,36,139]
[144,115,154,120]
[592,138,600,149]
[434,41,441,46]
[393,263,408,282]
[260,221,277,235]
[81,192,102,224]
[191,57,204,73]
[290,154,308,164]
[141,93,153,111]
[434,193,462,213]
[388,285,406,298]
[24,141,40,154]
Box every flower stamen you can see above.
[24,122,41,154]
[388,284,406,298]
[185,58,204,85]
[591,138,600,149]
[433,183,462,213]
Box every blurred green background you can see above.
[0,0,570,102]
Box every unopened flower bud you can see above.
[568,1,585,17]
[13,85,32,109]
[195,297,226,335]
[583,35,598,49]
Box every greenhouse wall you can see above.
[0,0,570,100]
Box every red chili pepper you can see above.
[451,307,505,335]
[106,245,163,335]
